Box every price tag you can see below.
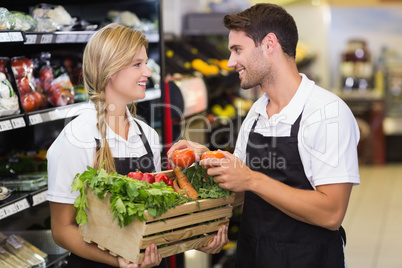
[48,109,61,121]
[29,114,43,125]
[76,34,88,43]
[25,34,37,44]
[66,34,77,43]
[0,199,30,219]
[41,34,53,44]
[0,120,12,132]
[8,32,24,42]
[14,199,30,212]
[32,190,48,206]
[55,34,68,43]
[11,117,26,129]
[0,32,11,42]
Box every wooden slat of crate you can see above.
[144,193,235,222]
[140,219,229,248]
[144,206,232,235]
[137,233,216,263]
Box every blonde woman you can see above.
[47,23,228,268]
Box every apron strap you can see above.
[134,119,154,159]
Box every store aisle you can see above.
[343,164,402,268]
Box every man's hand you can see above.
[200,151,254,192]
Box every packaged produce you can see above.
[0,8,11,30]
[10,56,44,113]
[0,185,13,201]
[32,3,73,31]
[0,72,20,117]
[8,11,37,31]
[3,234,46,267]
[0,172,47,191]
[0,150,47,178]
[34,52,75,107]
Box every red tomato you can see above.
[49,89,71,106]
[155,174,169,184]
[201,151,225,169]
[30,91,43,108]
[21,94,36,113]
[167,179,174,187]
[127,171,143,181]
[11,58,26,78]
[142,173,155,184]
[171,148,195,168]
[40,67,53,91]
[22,57,33,73]
[17,77,31,95]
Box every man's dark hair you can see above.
[223,3,298,59]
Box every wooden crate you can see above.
[79,170,235,264]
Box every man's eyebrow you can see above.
[229,44,240,50]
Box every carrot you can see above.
[173,167,198,200]
[172,179,182,194]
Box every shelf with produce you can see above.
[0,186,48,220]
[0,101,87,132]
[0,85,161,132]
[0,30,160,45]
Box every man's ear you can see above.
[263,33,277,51]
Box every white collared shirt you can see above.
[47,101,161,204]
[234,74,361,189]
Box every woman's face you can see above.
[106,46,152,105]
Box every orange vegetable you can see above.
[173,167,198,200]
[201,151,225,169]
[172,179,182,194]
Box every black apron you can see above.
[67,120,167,268]
[235,112,346,268]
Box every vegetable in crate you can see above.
[182,164,231,200]
[173,166,198,200]
[171,148,195,168]
[201,150,225,169]
[72,166,190,227]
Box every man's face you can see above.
[227,30,271,90]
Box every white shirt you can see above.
[234,74,360,189]
[46,101,161,204]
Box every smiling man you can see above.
[168,3,360,268]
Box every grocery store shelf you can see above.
[0,102,88,132]
[0,187,48,220]
[0,88,161,132]
[0,31,25,43]
[26,102,89,126]
[0,30,159,45]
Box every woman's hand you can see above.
[167,140,209,162]
[117,243,161,268]
[198,225,229,254]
